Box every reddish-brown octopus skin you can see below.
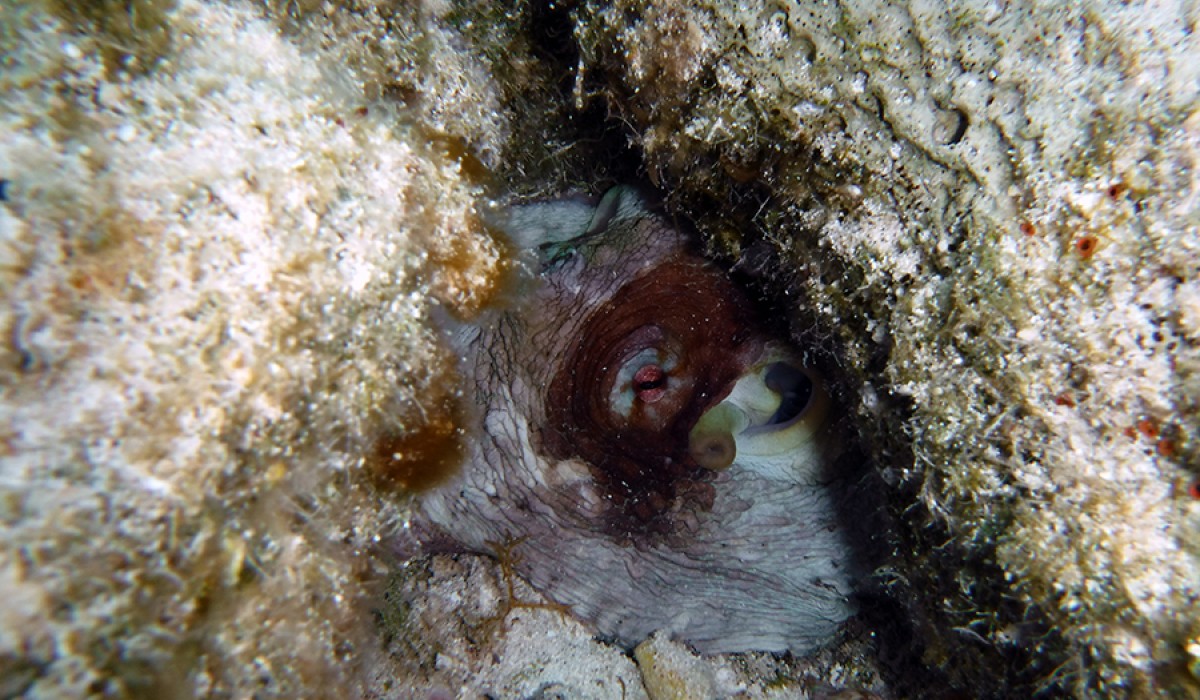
[404,188,858,654]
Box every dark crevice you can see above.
[507,4,1069,698]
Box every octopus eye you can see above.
[632,364,667,403]
[543,253,774,532]
[606,343,680,418]
[688,354,830,481]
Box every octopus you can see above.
[401,187,860,655]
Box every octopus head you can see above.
[409,187,861,654]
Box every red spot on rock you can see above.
[1156,438,1176,458]
[1075,235,1099,259]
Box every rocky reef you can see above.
[570,2,1200,695]
[0,0,1196,697]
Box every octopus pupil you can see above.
[636,377,664,390]
[632,364,668,402]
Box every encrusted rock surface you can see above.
[371,554,648,700]
[1,0,501,695]
[1,0,1197,697]
[575,1,1200,695]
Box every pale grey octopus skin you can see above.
[405,187,859,654]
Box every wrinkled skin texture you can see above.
[408,189,857,654]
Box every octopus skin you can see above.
[405,187,859,655]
